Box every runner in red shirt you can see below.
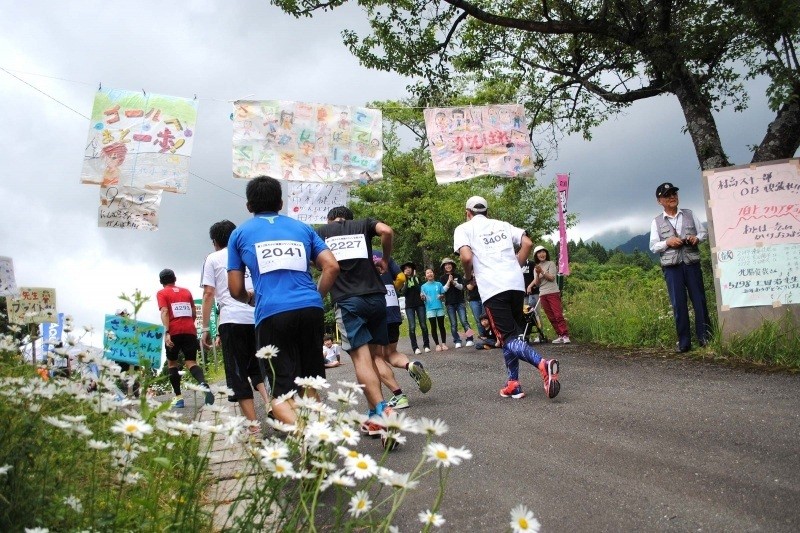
[156,269,213,408]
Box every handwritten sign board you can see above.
[81,88,198,193]
[286,181,350,224]
[232,100,383,184]
[98,185,161,231]
[423,104,535,184]
[702,159,800,337]
[6,287,57,324]
[103,314,164,368]
[0,256,18,297]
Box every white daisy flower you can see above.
[255,345,279,359]
[336,445,359,459]
[265,418,296,433]
[28,403,41,413]
[348,490,372,518]
[43,416,71,430]
[416,417,449,436]
[337,380,365,393]
[87,439,111,450]
[63,495,83,513]
[0,464,12,475]
[424,443,473,467]
[379,469,419,490]
[273,390,296,405]
[305,420,340,446]
[319,470,355,491]
[379,409,417,434]
[62,414,88,423]
[111,417,154,440]
[24,528,49,533]
[337,424,361,446]
[259,441,290,461]
[418,509,446,527]
[105,330,117,341]
[295,375,330,390]
[510,504,540,532]
[344,453,378,480]
[83,325,94,333]
[264,458,296,478]
[122,471,143,485]
[328,388,360,406]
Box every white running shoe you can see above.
[561,336,571,344]
[465,340,474,347]
[552,336,564,344]
[424,347,431,353]
[414,348,422,355]
[454,342,462,349]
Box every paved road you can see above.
[184,337,800,532]
[329,338,800,532]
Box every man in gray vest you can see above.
[649,182,711,352]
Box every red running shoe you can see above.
[499,380,525,399]
[537,358,560,399]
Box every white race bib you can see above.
[254,240,308,274]
[478,229,511,253]
[171,302,192,318]
[384,284,399,308]
[325,234,368,261]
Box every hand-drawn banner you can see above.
[286,181,350,224]
[98,185,161,231]
[5,287,57,324]
[705,159,800,249]
[704,159,800,309]
[716,244,800,307]
[103,314,164,368]
[232,100,383,183]
[81,88,198,193]
[423,104,535,184]
[0,256,18,297]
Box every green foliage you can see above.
[270,0,800,168]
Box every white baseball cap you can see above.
[465,195,488,213]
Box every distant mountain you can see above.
[615,233,656,259]
[586,228,638,249]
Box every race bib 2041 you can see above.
[255,240,308,274]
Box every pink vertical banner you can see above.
[556,173,570,275]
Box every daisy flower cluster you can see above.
[234,375,476,531]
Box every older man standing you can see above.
[649,182,711,352]
[453,196,560,400]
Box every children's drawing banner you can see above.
[81,88,198,193]
[98,186,161,231]
[0,256,18,297]
[5,287,57,324]
[286,181,350,224]
[103,314,164,368]
[423,104,535,184]
[232,100,382,184]
[705,159,800,308]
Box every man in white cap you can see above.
[453,196,560,399]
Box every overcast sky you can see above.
[0,0,790,333]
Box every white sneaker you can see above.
[465,340,474,347]
[414,348,422,355]
[552,336,564,344]
[561,336,571,344]
[424,347,431,353]
[454,342,462,349]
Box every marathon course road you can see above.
[322,338,800,532]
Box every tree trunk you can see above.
[673,79,730,171]
[751,91,800,163]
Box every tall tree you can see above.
[272,0,800,170]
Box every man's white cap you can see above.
[465,195,488,213]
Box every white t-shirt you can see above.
[201,248,254,325]
[322,343,341,364]
[453,214,526,302]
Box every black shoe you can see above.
[675,342,691,353]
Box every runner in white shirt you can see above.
[453,196,560,400]
[201,220,270,435]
